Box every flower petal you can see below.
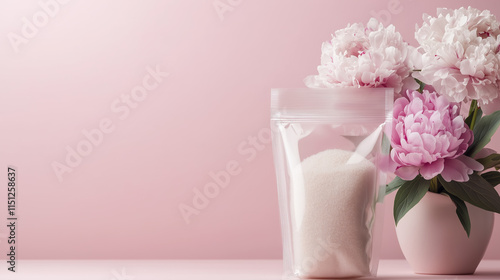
[419,158,445,180]
[456,155,484,172]
[474,148,497,159]
[440,155,482,182]
[395,166,419,180]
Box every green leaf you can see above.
[481,171,500,187]
[477,153,500,170]
[466,110,500,157]
[438,174,500,213]
[381,132,391,155]
[446,192,471,237]
[465,106,482,128]
[394,176,429,225]
[414,78,426,93]
[386,176,406,195]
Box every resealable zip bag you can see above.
[271,88,393,279]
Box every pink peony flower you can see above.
[413,7,500,106]
[391,90,483,182]
[305,18,414,94]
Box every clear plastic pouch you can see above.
[271,88,393,279]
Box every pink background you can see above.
[0,0,499,260]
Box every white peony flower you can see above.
[414,7,500,105]
[305,18,414,94]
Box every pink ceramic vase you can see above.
[396,191,494,275]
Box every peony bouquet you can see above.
[305,7,500,236]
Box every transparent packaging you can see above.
[271,88,393,279]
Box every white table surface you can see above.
[0,259,499,279]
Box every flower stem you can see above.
[429,176,439,193]
[469,100,479,130]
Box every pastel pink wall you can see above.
[1,0,499,260]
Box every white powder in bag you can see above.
[291,149,376,278]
